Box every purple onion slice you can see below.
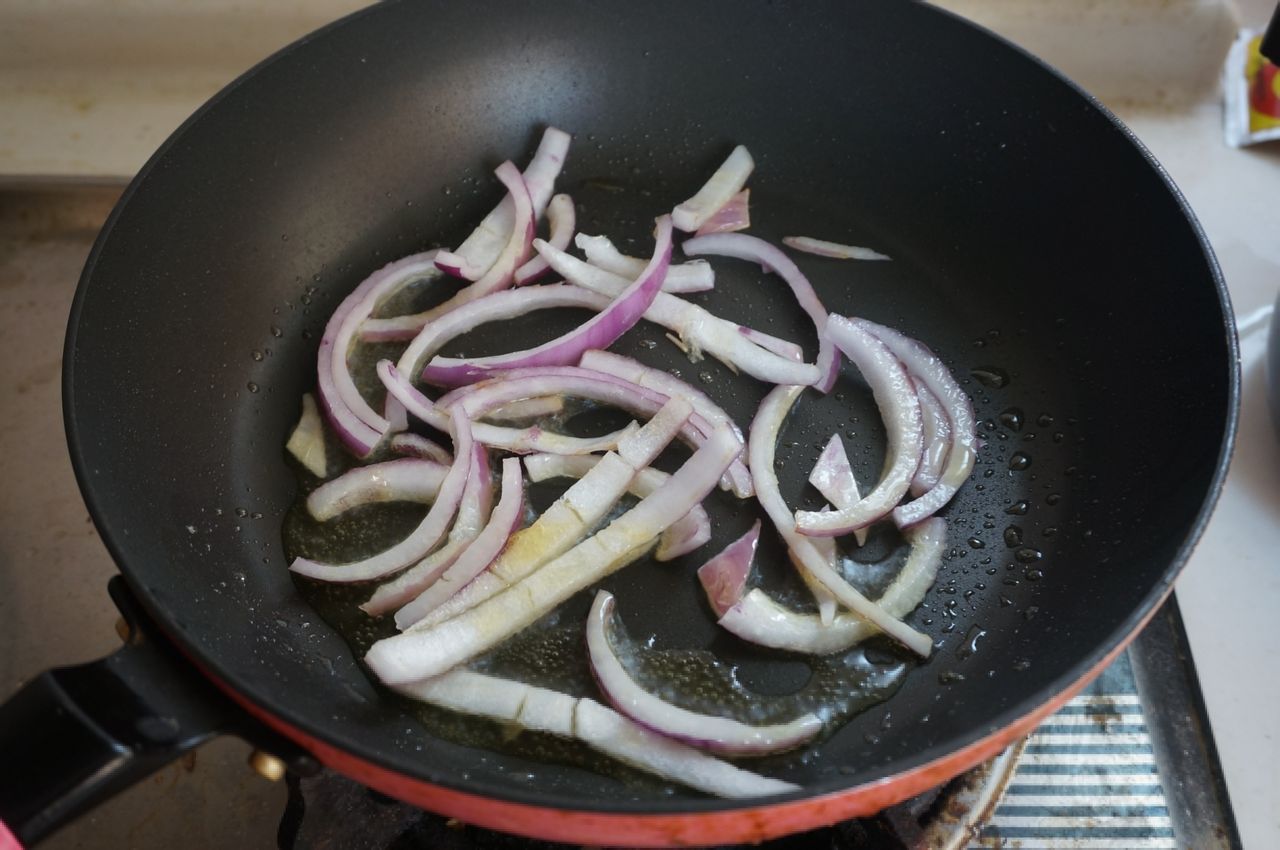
[419,216,672,387]
[794,316,923,536]
[694,189,750,235]
[911,382,952,498]
[672,145,754,232]
[388,433,453,465]
[575,233,714,293]
[807,434,868,546]
[586,590,822,755]
[696,520,762,617]
[512,193,575,286]
[782,236,891,261]
[306,458,449,522]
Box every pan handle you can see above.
[0,577,316,847]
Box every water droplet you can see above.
[234,507,248,518]
[938,670,966,685]
[1045,493,1062,506]
[958,624,987,659]
[998,407,1024,431]
[999,594,1013,607]
[698,371,714,384]
[247,382,259,393]
[1008,452,1031,471]
[966,537,985,549]
[1024,568,1045,581]
[1012,658,1031,672]
[251,350,264,362]
[1023,605,1040,620]
[1015,547,1043,564]
[971,366,1009,388]
[1042,527,1058,538]
[1004,500,1029,516]
[639,339,657,349]
[270,325,283,338]
[1003,525,1023,547]
[1036,413,1054,427]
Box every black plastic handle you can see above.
[0,578,316,847]
[1263,2,1280,63]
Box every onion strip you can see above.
[575,233,714,293]
[512,193,575,286]
[672,145,754,233]
[306,458,449,522]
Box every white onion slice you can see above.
[290,407,472,583]
[434,127,569,281]
[682,232,838,393]
[782,236,891,262]
[436,365,750,496]
[306,459,449,522]
[586,591,822,755]
[536,239,820,386]
[694,189,750,236]
[575,233,714,293]
[393,456,525,627]
[378,361,636,456]
[714,518,946,655]
[397,669,797,797]
[794,316,923,536]
[317,251,441,453]
[483,395,565,422]
[361,445,494,616]
[420,216,672,387]
[749,385,933,657]
[672,145,754,233]
[524,453,710,561]
[738,327,804,362]
[911,382,952,497]
[807,434,868,546]
[363,161,534,341]
[401,398,693,631]
[393,284,610,381]
[365,421,740,683]
[853,319,977,528]
[388,433,453,464]
[286,393,328,477]
[512,193,575,286]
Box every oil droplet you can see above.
[966,537,985,549]
[1024,568,1045,581]
[1037,413,1054,427]
[938,670,966,685]
[234,507,248,518]
[1004,500,1029,516]
[1008,452,1031,471]
[999,594,1013,607]
[958,624,987,659]
[247,382,260,393]
[638,339,658,349]
[1015,547,1043,564]
[998,407,1024,431]
[1045,493,1061,506]
[1042,527,1058,538]
[971,366,1009,388]
[270,325,283,338]
[1012,658,1031,672]
[1023,605,1040,620]
[1003,525,1023,547]
[698,371,714,384]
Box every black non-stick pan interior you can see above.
[64,0,1234,813]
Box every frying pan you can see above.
[0,0,1237,846]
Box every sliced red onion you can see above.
[575,233,714,293]
[397,670,797,797]
[317,251,441,453]
[392,284,610,378]
[682,232,839,394]
[361,445,494,616]
[524,453,711,561]
[483,395,565,422]
[851,319,976,528]
[577,349,751,497]
[436,365,750,496]
[393,456,525,628]
[306,458,449,522]
[714,518,946,655]
[587,590,821,755]
[782,236,891,261]
[697,521,761,617]
[749,385,933,657]
[738,327,804,362]
[419,217,672,387]
[389,433,453,465]
[911,382,952,497]
[361,161,534,341]
[384,393,408,435]
[808,435,867,547]
[672,145,754,233]
[401,398,694,631]
[378,360,636,456]
[286,393,328,477]
[290,407,472,583]
[694,189,750,236]
[536,239,820,386]
[365,420,740,683]
[794,317,924,537]
[512,193,575,286]
[434,127,570,281]
[573,698,799,797]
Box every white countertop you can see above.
[1,1,1277,847]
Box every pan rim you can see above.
[62,0,1240,823]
